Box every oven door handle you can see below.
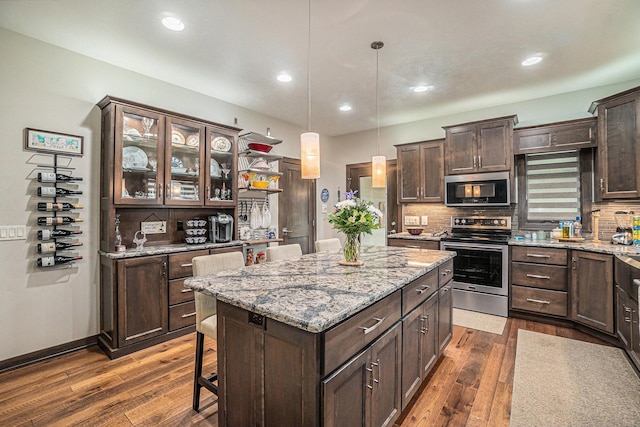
[441,242,505,252]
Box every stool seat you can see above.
[266,243,302,261]
[315,238,342,253]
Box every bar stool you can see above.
[266,243,302,261]
[191,251,245,411]
[314,238,342,253]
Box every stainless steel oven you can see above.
[440,216,511,317]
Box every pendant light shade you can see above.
[371,41,386,188]
[301,131,320,179]
[301,0,320,179]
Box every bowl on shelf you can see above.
[406,228,424,236]
[251,180,270,189]
[248,142,273,153]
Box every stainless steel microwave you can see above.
[444,172,510,207]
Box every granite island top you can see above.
[184,245,455,334]
[99,240,243,259]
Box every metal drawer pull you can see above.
[180,263,193,267]
[416,285,431,294]
[359,317,386,334]
[181,288,193,293]
[526,298,550,305]
[441,269,452,276]
[407,245,420,249]
[526,253,550,258]
[181,312,197,318]
[526,274,551,280]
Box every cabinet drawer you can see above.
[169,278,195,305]
[169,300,197,331]
[402,269,438,315]
[511,246,567,265]
[323,290,401,375]
[438,259,454,287]
[511,285,567,317]
[511,262,567,291]
[388,239,439,250]
[210,246,242,255]
[168,250,209,279]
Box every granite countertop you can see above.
[99,240,244,259]
[509,237,640,256]
[184,246,455,333]
[387,232,443,241]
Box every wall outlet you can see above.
[404,216,420,226]
[421,216,429,226]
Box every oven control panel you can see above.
[451,216,511,230]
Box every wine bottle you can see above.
[37,172,83,183]
[37,187,83,198]
[37,229,83,240]
[37,216,84,226]
[37,202,83,212]
[37,241,83,254]
[37,255,83,267]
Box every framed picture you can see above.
[24,128,84,156]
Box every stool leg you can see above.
[192,331,205,411]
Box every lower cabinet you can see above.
[614,255,640,371]
[570,251,614,334]
[438,284,453,352]
[323,323,402,427]
[388,239,440,250]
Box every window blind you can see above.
[526,151,580,222]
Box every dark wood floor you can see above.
[0,317,611,427]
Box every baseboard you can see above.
[0,335,99,374]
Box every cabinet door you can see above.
[445,126,476,175]
[420,141,444,202]
[397,144,421,202]
[438,284,452,352]
[369,323,401,427]
[616,286,633,350]
[420,292,439,377]
[570,251,614,334]
[632,300,640,368]
[205,128,236,206]
[477,120,512,173]
[400,305,422,409]
[116,255,167,346]
[597,91,640,199]
[323,348,368,427]
[115,105,165,205]
[165,117,204,206]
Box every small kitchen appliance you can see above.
[209,213,234,243]
[611,210,633,245]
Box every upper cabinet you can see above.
[589,86,640,200]
[396,139,444,203]
[513,117,597,155]
[443,115,517,175]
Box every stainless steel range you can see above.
[440,216,511,317]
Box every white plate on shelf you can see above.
[186,134,199,146]
[172,130,186,145]
[171,156,184,168]
[210,158,221,177]
[212,136,231,152]
[122,146,148,169]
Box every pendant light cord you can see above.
[307,0,311,132]
[376,46,380,156]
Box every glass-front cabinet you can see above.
[165,117,204,206]
[206,128,236,206]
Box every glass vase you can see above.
[343,233,361,264]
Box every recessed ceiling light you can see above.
[522,56,543,66]
[277,73,292,82]
[162,16,184,31]
[413,85,434,93]
[339,105,352,112]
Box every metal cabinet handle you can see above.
[366,365,374,390]
[371,360,380,387]
[181,263,193,268]
[600,178,605,193]
[406,245,421,249]
[441,269,452,276]
[420,314,429,334]
[359,317,385,334]
[159,185,163,200]
[162,262,167,278]
[473,156,477,169]
[181,288,193,294]
[526,253,550,258]
[526,274,551,280]
[442,286,450,293]
[181,312,197,318]
[478,155,482,168]
[416,285,431,294]
[526,298,550,305]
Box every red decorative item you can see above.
[247,142,273,153]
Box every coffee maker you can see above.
[209,213,234,243]
[611,210,633,245]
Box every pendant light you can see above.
[371,41,386,188]
[301,0,320,179]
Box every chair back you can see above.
[266,244,302,262]
[315,238,342,253]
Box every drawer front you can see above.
[169,300,197,331]
[168,250,209,279]
[323,290,401,375]
[169,278,195,305]
[511,262,567,291]
[511,246,567,265]
[402,269,438,314]
[511,285,567,317]
[210,245,242,255]
[438,259,454,287]
[388,239,439,250]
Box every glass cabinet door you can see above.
[206,128,236,206]
[165,118,204,206]
[115,106,164,205]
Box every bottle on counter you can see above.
[37,172,83,183]
[37,255,83,267]
[37,241,83,254]
[574,216,582,238]
[37,216,83,226]
[37,202,83,212]
[37,229,82,240]
[37,187,83,197]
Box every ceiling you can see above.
[1,0,639,136]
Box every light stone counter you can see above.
[99,240,244,259]
[387,232,443,242]
[184,245,455,333]
[509,238,640,256]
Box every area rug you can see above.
[452,308,507,335]
[511,329,640,427]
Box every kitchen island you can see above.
[185,245,455,427]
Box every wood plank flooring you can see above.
[0,317,611,426]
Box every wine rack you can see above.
[35,154,83,268]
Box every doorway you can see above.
[278,157,316,254]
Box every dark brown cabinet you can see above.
[438,284,452,352]
[387,238,440,251]
[443,116,517,175]
[589,86,640,199]
[614,255,640,371]
[396,139,444,203]
[513,117,597,155]
[570,250,614,334]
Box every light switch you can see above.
[0,228,6,239]
[8,228,16,238]
[0,225,27,241]
[421,216,429,225]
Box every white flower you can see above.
[367,205,383,219]
[335,199,356,210]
